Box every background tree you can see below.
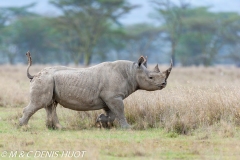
[152,0,190,66]
[219,12,240,65]
[0,4,37,64]
[177,8,240,66]
[123,23,162,60]
[0,0,239,66]
[10,17,63,64]
[50,0,137,66]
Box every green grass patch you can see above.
[1,107,240,159]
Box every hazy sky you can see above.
[1,0,240,24]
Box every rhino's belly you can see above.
[53,71,106,111]
[54,86,105,111]
[55,94,105,111]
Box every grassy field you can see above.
[0,64,240,159]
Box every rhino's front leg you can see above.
[104,97,131,129]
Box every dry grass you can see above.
[1,64,240,159]
[124,66,240,134]
[0,65,240,135]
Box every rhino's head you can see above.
[135,56,172,91]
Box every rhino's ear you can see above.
[154,64,160,73]
[142,56,147,68]
[137,56,146,67]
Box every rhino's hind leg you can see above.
[45,102,62,130]
[19,75,55,127]
[19,102,42,126]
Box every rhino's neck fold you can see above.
[121,63,139,99]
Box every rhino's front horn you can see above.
[170,59,173,69]
[164,59,173,79]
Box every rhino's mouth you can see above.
[159,86,164,90]
[156,84,165,90]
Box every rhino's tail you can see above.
[26,51,34,80]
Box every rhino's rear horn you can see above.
[154,64,160,73]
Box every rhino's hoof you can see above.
[95,121,108,129]
[55,123,63,130]
[20,125,30,131]
[46,123,63,130]
[19,118,26,126]
[121,124,132,130]
[96,114,113,129]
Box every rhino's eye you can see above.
[149,77,153,79]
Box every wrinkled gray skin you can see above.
[19,52,172,129]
